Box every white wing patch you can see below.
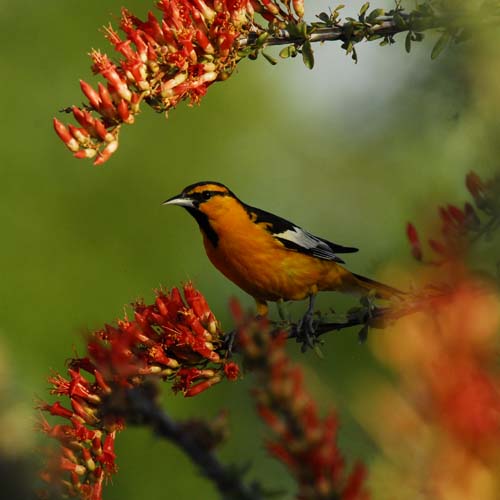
[274,227,322,249]
[274,226,344,262]
[245,203,357,262]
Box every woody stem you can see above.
[123,386,264,500]
[239,13,439,48]
[239,11,500,49]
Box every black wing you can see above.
[244,205,358,264]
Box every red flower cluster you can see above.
[38,283,238,500]
[232,301,369,500]
[53,0,304,164]
[406,171,498,263]
[38,368,117,500]
[89,283,232,395]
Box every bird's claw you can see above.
[296,312,318,352]
[293,295,320,352]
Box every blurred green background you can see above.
[1,0,499,498]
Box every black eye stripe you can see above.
[190,190,227,200]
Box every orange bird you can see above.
[164,182,400,329]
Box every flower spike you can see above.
[54,0,301,164]
[38,283,239,499]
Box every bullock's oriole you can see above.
[164,181,401,328]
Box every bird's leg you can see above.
[276,299,291,323]
[297,294,317,351]
[256,299,269,318]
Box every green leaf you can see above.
[431,32,451,60]
[297,22,308,38]
[405,32,412,53]
[262,51,277,65]
[255,32,269,47]
[302,40,314,69]
[279,45,292,58]
[343,21,354,39]
[393,12,406,29]
[367,8,385,22]
[317,12,330,23]
[278,45,297,58]
[351,47,358,63]
[237,47,254,58]
[286,23,301,38]
[359,2,370,18]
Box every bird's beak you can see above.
[162,193,195,208]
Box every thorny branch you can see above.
[241,2,500,66]
[283,292,441,346]
[241,13,439,47]
[220,285,492,353]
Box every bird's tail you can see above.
[348,272,404,300]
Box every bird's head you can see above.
[163,182,239,246]
[163,181,236,213]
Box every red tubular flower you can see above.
[428,238,447,256]
[233,302,369,500]
[406,222,422,261]
[446,204,465,225]
[54,0,303,165]
[38,283,239,499]
[407,172,500,264]
[407,183,476,263]
[53,119,79,152]
[37,367,118,500]
[466,171,487,209]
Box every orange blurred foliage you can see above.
[355,263,500,500]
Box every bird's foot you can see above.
[293,295,321,353]
[296,311,319,353]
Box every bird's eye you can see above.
[201,191,212,200]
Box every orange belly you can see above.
[202,225,351,302]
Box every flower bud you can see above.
[54,119,79,152]
[80,80,102,109]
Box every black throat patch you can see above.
[186,207,219,247]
